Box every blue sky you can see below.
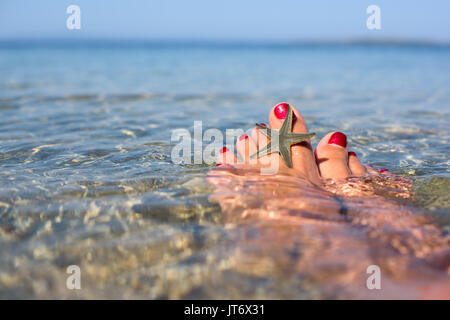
[1,0,449,42]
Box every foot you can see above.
[217,102,376,185]
[207,103,450,299]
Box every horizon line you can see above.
[1,37,450,47]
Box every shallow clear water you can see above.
[0,43,449,298]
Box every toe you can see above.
[379,168,389,174]
[315,132,351,180]
[365,165,379,175]
[217,147,238,166]
[348,151,367,176]
[251,123,268,148]
[268,102,320,183]
[236,133,258,164]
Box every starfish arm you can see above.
[279,104,293,135]
[255,124,274,138]
[279,143,293,168]
[285,132,316,145]
[250,142,279,159]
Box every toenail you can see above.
[379,168,388,173]
[258,123,267,127]
[216,163,223,167]
[348,151,357,157]
[219,147,228,154]
[328,132,347,148]
[239,134,249,141]
[274,103,289,120]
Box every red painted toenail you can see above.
[219,147,228,154]
[328,132,347,148]
[239,134,249,141]
[258,123,267,127]
[216,163,223,167]
[379,168,388,173]
[348,151,357,157]
[274,103,289,120]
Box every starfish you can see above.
[250,104,315,168]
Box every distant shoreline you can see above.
[1,38,450,49]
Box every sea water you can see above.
[0,42,449,298]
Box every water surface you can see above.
[0,43,449,298]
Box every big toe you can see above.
[268,102,320,184]
[315,132,351,180]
